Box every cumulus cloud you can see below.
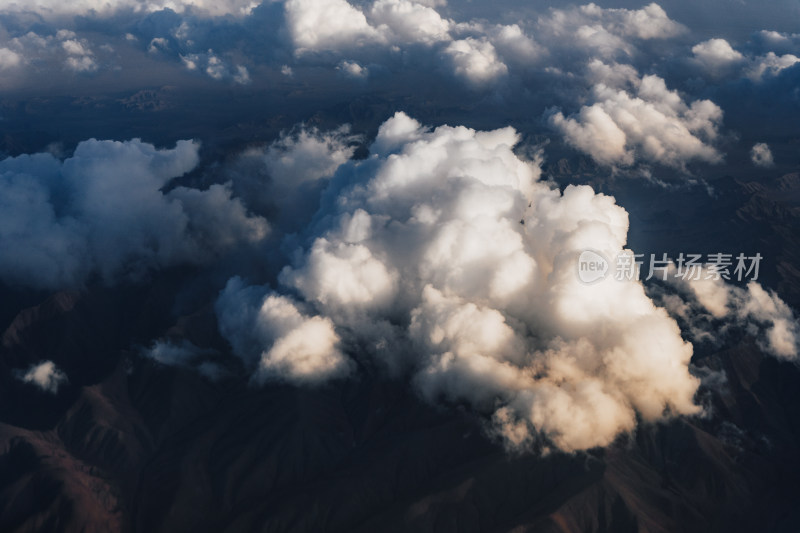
[337,59,368,78]
[0,47,22,69]
[753,30,800,55]
[0,139,268,289]
[668,272,800,361]
[737,283,800,359]
[216,277,352,384]
[0,29,111,76]
[227,124,359,232]
[233,64,250,84]
[285,0,380,53]
[443,37,508,86]
[368,0,451,45]
[219,113,701,452]
[578,3,684,40]
[0,0,796,465]
[687,39,799,82]
[489,24,541,64]
[142,339,225,379]
[178,49,250,83]
[263,125,357,185]
[550,62,723,169]
[691,38,744,73]
[0,0,260,18]
[280,0,533,86]
[746,51,800,81]
[538,2,684,58]
[59,35,99,73]
[284,0,460,54]
[16,361,68,394]
[226,125,361,233]
[150,37,171,54]
[0,0,685,96]
[751,143,774,167]
[145,339,209,366]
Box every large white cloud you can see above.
[219,113,702,452]
[0,139,268,289]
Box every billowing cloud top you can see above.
[216,113,703,452]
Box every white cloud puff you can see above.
[143,340,225,379]
[285,0,381,53]
[178,50,250,83]
[0,47,21,69]
[490,24,541,64]
[751,143,774,167]
[16,361,68,394]
[691,38,744,73]
[443,37,508,86]
[368,0,451,45]
[550,63,723,169]
[746,52,800,81]
[337,59,368,78]
[263,124,357,185]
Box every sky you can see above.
[0,0,799,453]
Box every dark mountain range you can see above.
[1,174,799,533]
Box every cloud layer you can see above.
[0,0,797,181]
[0,0,798,459]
